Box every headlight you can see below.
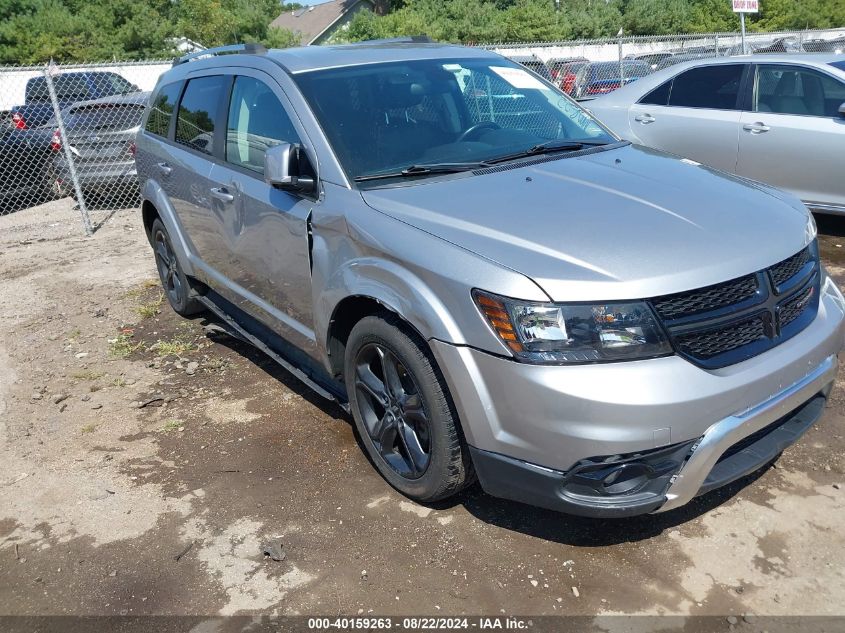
[806,210,817,242]
[473,290,672,364]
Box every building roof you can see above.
[270,0,372,46]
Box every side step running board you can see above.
[197,295,350,412]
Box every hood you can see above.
[361,144,812,302]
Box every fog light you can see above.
[601,463,652,495]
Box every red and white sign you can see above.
[732,0,759,12]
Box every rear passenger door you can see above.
[207,70,318,352]
[736,64,845,210]
[167,74,233,278]
[627,63,747,172]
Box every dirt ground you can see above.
[0,199,844,625]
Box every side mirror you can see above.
[264,143,315,194]
[839,102,845,119]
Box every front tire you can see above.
[150,218,203,317]
[344,314,474,502]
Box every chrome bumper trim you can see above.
[655,354,837,513]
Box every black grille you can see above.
[653,275,758,320]
[778,284,815,328]
[650,242,819,369]
[769,247,810,289]
[675,315,767,359]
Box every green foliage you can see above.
[340,0,845,43]
[1,0,843,64]
[0,0,303,64]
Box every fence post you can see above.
[43,63,93,236]
[618,33,624,88]
[715,33,720,55]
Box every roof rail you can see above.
[173,43,268,67]
[353,35,434,45]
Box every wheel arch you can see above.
[319,259,467,381]
[139,179,196,277]
[325,294,431,380]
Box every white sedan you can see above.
[587,54,845,215]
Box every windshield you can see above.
[294,58,616,182]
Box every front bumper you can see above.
[431,275,845,517]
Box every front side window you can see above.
[145,81,182,138]
[755,64,845,117]
[225,76,300,173]
[175,75,229,155]
[668,64,744,110]
[294,58,615,181]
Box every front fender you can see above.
[318,257,465,351]
[141,178,195,278]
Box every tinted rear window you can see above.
[145,82,182,138]
[26,74,90,102]
[67,103,146,131]
[25,77,50,102]
[175,75,229,154]
[669,64,744,109]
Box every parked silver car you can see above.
[50,91,149,200]
[135,42,845,518]
[587,54,845,214]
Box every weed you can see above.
[135,292,164,319]
[150,333,198,357]
[81,424,97,434]
[67,328,81,341]
[109,333,144,358]
[160,419,183,433]
[111,376,128,388]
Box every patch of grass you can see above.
[109,333,144,358]
[111,376,128,388]
[71,370,105,381]
[67,328,81,341]
[135,291,164,319]
[81,423,97,434]
[160,419,183,433]
[149,333,198,357]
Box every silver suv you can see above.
[136,41,845,518]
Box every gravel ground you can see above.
[0,200,843,626]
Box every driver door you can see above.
[207,70,319,354]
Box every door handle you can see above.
[210,187,235,203]
[634,114,656,124]
[156,162,172,176]
[743,122,770,134]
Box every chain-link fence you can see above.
[0,60,170,234]
[481,27,845,99]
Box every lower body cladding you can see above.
[431,276,845,518]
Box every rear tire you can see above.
[150,218,203,317]
[344,314,474,502]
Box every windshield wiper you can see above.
[485,139,610,165]
[354,161,490,182]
